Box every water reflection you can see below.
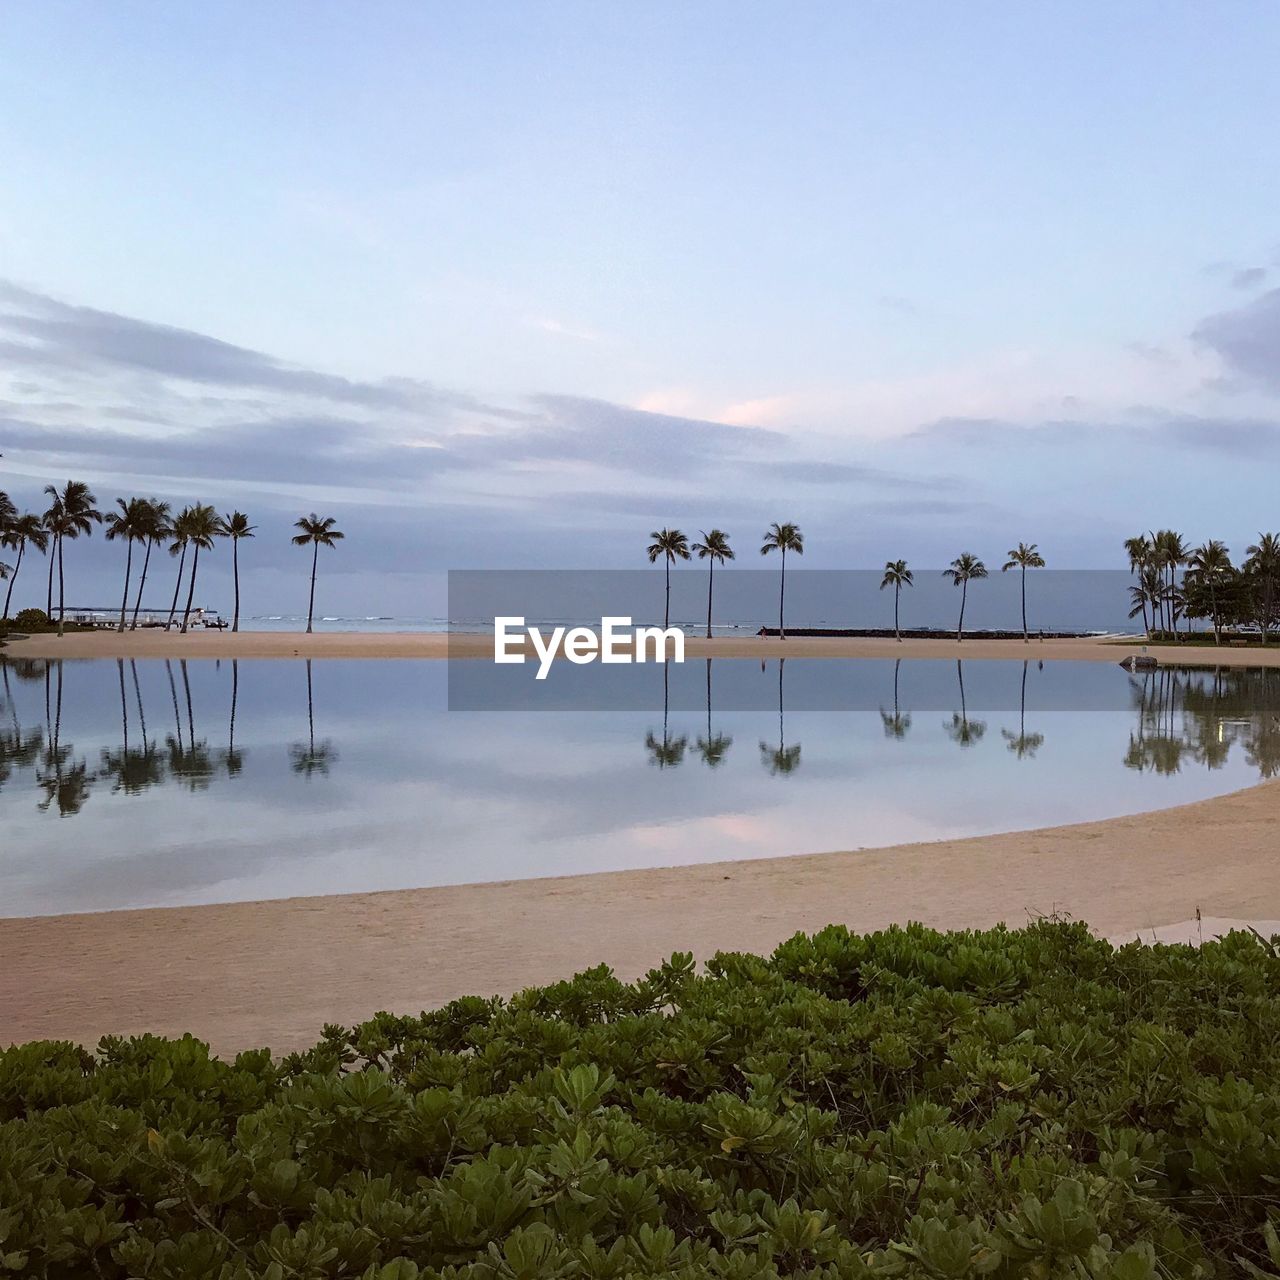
[0,655,345,814]
[695,659,733,767]
[1001,660,1045,759]
[4,657,1280,915]
[759,658,801,775]
[879,658,912,740]
[290,660,338,778]
[1124,665,1280,777]
[944,659,987,748]
[2,657,1279,815]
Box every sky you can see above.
[2,1,1280,617]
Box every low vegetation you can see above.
[4,922,1280,1278]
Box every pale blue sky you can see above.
[2,2,1279,613]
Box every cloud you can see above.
[1231,266,1269,291]
[1193,287,1280,393]
[0,280,502,415]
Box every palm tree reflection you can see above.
[694,659,732,767]
[944,660,987,748]
[760,658,801,775]
[879,658,912,740]
[290,659,337,777]
[645,662,688,769]
[1001,660,1045,759]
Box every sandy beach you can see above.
[2,775,1277,1055]
[5,628,1280,666]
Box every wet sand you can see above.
[5,628,1278,666]
[2,778,1277,1055]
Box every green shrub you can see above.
[3,921,1280,1277]
[11,607,49,630]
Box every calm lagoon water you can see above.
[1,658,1277,917]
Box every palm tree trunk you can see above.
[166,546,187,630]
[1021,565,1028,642]
[118,538,133,631]
[132,659,147,744]
[307,543,318,633]
[704,556,713,639]
[166,659,183,749]
[131,539,153,630]
[1211,581,1220,645]
[1020,659,1028,735]
[2,541,23,620]
[894,582,901,641]
[232,539,241,632]
[181,544,201,634]
[182,660,195,744]
[56,535,66,636]
[46,538,56,617]
[663,555,670,630]
[778,547,786,640]
[957,580,967,642]
[118,658,129,754]
[229,659,239,753]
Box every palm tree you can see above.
[130,500,172,630]
[691,529,734,639]
[1153,530,1188,638]
[42,481,101,635]
[1188,540,1233,645]
[1124,533,1156,631]
[879,560,913,641]
[165,507,195,631]
[943,553,988,641]
[292,514,345,634]
[1245,533,1280,644]
[179,505,225,634]
[1127,567,1161,638]
[760,522,803,639]
[103,497,152,631]
[222,511,256,632]
[1002,542,1045,642]
[1,513,49,622]
[646,528,691,630]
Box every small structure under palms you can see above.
[692,529,734,639]
[880,559,913,641]
[646,528,690,630]
[1002,542,1045,642]
[293,514,345,634]
[760,522,803,639]
[943,553,988,642]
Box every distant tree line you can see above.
[0,481,345,635]
[1125,530,1280,644]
